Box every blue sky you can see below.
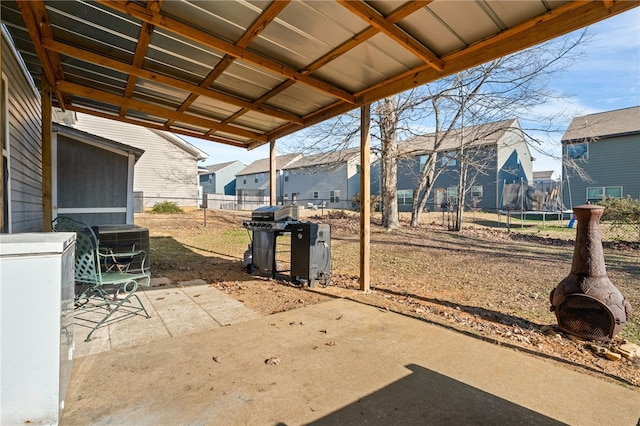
[184,8,640,175]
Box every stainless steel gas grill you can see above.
[242,205,330,287]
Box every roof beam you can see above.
[165,1,291,129]
[231,0,433,134]
[262,0,638,145]
[59,104,249,148]
[55,80,268,142]
[96,0,357,104]
[41,38,303,125]
[120,0,162,118]
[15,1,67,107]
[338,0,444,72]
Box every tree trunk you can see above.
[378,97,400,230]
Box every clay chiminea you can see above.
[550,204,632,341]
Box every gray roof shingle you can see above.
[236,153,302,176]
[562,106,640,142]
[398,119,519,156]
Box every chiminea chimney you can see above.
[550,204,632,341]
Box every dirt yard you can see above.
[136,208,640,389]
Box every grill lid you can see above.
[251,205,299,222]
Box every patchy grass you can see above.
[135,209,640,388]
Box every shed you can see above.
[52,123,144,226]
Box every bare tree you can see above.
[407,30,590,229]
[281,30,590,231]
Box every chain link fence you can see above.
[138,195,639,243]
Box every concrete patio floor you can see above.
[63,278,640,425]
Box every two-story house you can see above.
[391,119,533,212]
[235,154,302,203]
[282,148,362,208]
[199,161,246,196]
[562,106,640,207]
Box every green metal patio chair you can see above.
[72,225,151,342]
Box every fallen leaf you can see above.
[265,357,281,365]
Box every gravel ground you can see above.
[137,209,640,389]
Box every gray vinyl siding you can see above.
[74,114,201,207]
[236,171,272,196]
[283,163,352,207]
[201,162,245,195]
[563,134,640,207]
[395,128,532,213]
[3,33,43,232]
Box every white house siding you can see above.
[496,128,534,182]
[73,113,203,208]
[3,32,43,232]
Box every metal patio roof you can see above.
[2,1,637,152]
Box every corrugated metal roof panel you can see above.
[1,0,634,151]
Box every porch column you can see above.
[41,77,53,231]
[360,104,371,292]
[126,153,135,224]
[0,42,4,233]
[269,140,276,206]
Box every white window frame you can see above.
[446,186,458,205]
[397,189,413,205]
[586,186,622,203]
[442,152,457,167]
[471,185,483,198]
[313,191,319,199]
[330,190,340,203]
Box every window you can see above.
[419,154,429,167]
[446,186,458,205]
[471,185,483,198]
[243,177,246,184]
[254,175,258,183]
[330,190,340,203]
[397,189,413,205]
[356,164,361,173]
[313,191,319,199]
[442,152,457,167]
[587,186,622,203]
[284,171,289,182]
[567,142,588,160]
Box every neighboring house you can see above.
[282,148,362,208]
[2,29,43,233]
[562,106,640,207]
[200,161,245,195]
[52,122,144,226]
[532,170,560,194]
[388,119,533,212]
[71,112,208,208]
[235,153,302,202]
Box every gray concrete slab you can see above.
[72,278,260,358]
[62,299,640,425]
